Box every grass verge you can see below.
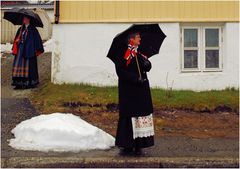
[30,82,239,113]
[29,82,239,137]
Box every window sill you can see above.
[180,69,223,73]
[181,69,201,73]
[202,69,223,72]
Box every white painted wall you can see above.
[45,10,54,23]
[51,23,239,91]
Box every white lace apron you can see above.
[131,113,154,139]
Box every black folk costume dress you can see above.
[11,24,44,88]
[115,44,154,149]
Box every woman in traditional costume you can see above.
[11,16,44,89]
[115,32,154,155]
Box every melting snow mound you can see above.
[9,113,115,152]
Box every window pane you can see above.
[205,29,219,47]
[184,50,198,68]
[184,29,198,47]
[205,50,219,68]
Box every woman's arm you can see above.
[115,56,143,85]
[138,53,152,72]
[12,27,22,52]
[33,28,44,56]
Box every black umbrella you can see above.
[4,8,43,28]
[106,24,166,63]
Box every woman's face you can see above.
[130,34,141,46]
[23,16,30,25]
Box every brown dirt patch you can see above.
[40,107,239,139]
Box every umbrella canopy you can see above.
[106,24,166,63]
[4,8,43,28]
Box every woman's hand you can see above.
[139,52,148,59]
[36,50,43,56]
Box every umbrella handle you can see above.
[135,55,142,80]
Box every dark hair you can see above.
[23,15,31,20]
[127,32,140,43]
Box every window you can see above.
[204,28,221,70]
[183,28,199,70]
[181,26,223,72]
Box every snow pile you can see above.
[27,0,54,4]
[1,39,53,54]
[43,38,53,52]
[9,113,115,152]
[0,43,12,53]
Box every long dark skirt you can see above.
[115,116,154,148]
[11,43,39,88]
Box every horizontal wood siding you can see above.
[57,1,239,23]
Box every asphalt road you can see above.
[1,97,239,167]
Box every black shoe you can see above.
[13,85,23,90]
[119,147,134,155]
[134,147,142,156]
[26,85,36,89]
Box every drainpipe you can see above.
[55,0,60,24]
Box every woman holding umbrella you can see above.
[4,8,44,89]
[107,24,166,155]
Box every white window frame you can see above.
[181,25,223,72]
[181,27,201,72]
[203,26,223,71]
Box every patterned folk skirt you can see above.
[115,113,154,148]
[12,43,39,88]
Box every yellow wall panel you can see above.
[114,1,128,20]
[94,1,103,20]
[57,1,239,23]
[102,1,115,19]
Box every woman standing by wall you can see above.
[115,32,155,155]
[11,16,44,89]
